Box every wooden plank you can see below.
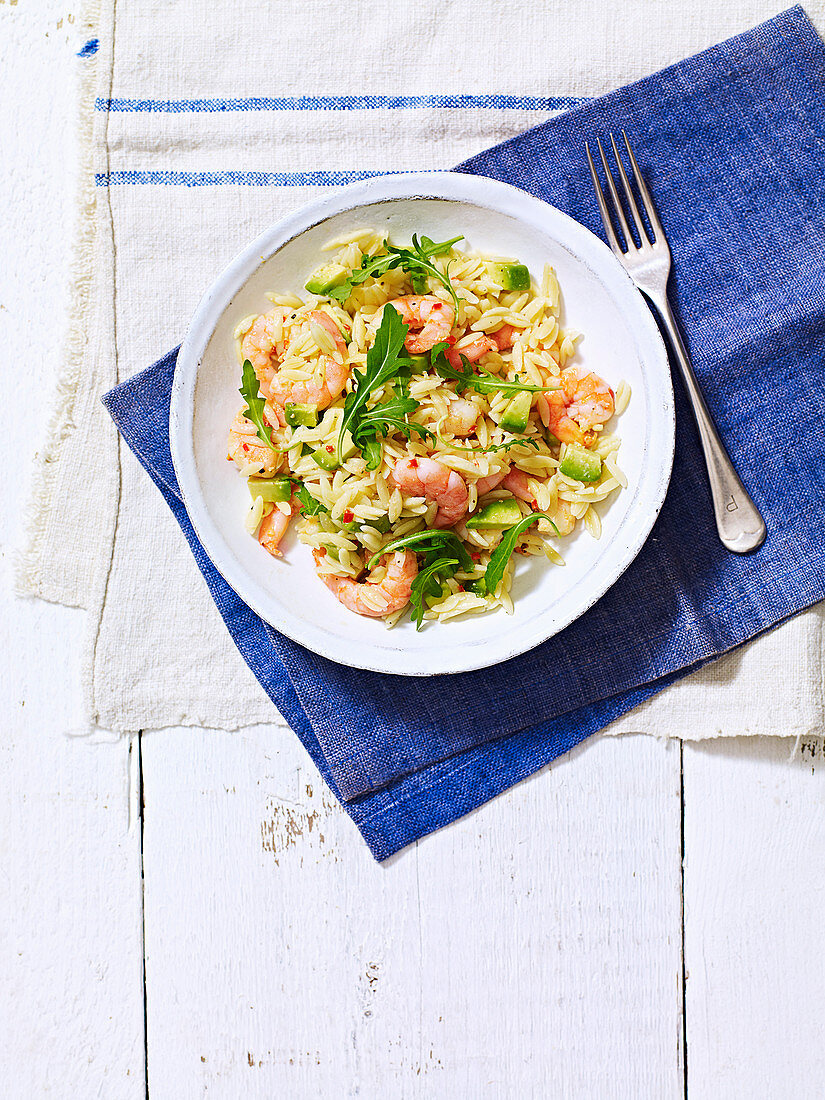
[0,3,145,1093]
[141,727,683,1098]
[0,601,146,1095]
[683,737,825,1099]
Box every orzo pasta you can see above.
[226,231,629,628]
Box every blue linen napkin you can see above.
[104,7,825,860]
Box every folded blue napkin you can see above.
[104,6,825,860]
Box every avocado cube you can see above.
[558,442,602,483]
[285,403,318,428]
[487,262,531,292]
[311,432,357,470]
[304,262,349,297]
[311,447,340,471]
[247,476,293,503]
[499,390,533,433]
[466,498,523,529]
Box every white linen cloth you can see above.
[18,0,824,740]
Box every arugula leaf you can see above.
[385,234,463,311]
[292,482,328,516]
[353,394,435,469]
[239,359,275,450]
[408,556,459,630]
[358,434,383,470]
[355,393,423,433]
[366,529,473,573]
[393,363,414,396]
[338,305,410,461]
[429,343,547,396]
[474,512,559,596]
[410,234,463,260]
[326,234,463,311]
[327,252,399,305]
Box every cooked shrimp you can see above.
[391,456,468,528]
[446,322,515,368]
[263,398,286,429]
[314,549,418,618]
[537,366,614,445]
[490,324,517,351]
[502,468,536,506]
[268,310,350,411]
[443,398,479,437]
[306,310,348,355]
[474,466,510,496]
[227,410,282,476]
[258,500,296,558]
[269,356,350,411]
[242,312,287,398]
[446,335,492,369]
[389,295,455,353]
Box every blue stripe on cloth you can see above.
[95,93,587,113]
[77,38,99,57]
[95,169,402,188]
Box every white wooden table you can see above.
[3,5,824,1096]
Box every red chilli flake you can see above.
[242,443,249,452]
[409,458,418,468]
[342,509,354,523]
[325,444,335,453]
[530,499,538,510]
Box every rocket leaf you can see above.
[239,359,275,450]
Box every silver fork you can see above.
[586,132,766,553]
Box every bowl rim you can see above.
[170,170,675,675]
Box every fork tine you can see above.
[596,137,635,251]
[621,130,664,242]
[609,132,650,245]
[585,141,623,255]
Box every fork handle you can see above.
[645,292,767,553]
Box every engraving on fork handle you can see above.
[647,292,767,554]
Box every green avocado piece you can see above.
[311,447,340,471]
[465,498,523,529]
[304,262,349,296]
[311,432,357,470]
[247,476,293,503]
[487,262,531,292]
[285,403,318,428]
[559,442,602,483]
[499,390,533,433]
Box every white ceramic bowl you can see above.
[171,172,674,675]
